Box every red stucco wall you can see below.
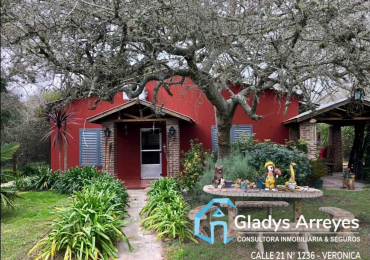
[50,78,299,179]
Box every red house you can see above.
[50,78,299,188]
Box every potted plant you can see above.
[309,160,327,189]
[288,179,296,189]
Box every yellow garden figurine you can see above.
[263,161,277,191]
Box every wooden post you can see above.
[293,199,302,222]
[267,208,273,218]
[227,197,237,238]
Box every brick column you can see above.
[102,122,118,178]
[166,119,180,177]
[329,126,343,172]
[289,125,300,141]
[299,120,317,160]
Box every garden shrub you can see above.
[29,183,132,260]
[231,132,256,155]
[285,139,309,154]
[19,163,49,177]
[54,166,100,194]
[14,176,37,191]
[307,159,327,183]
[14,168,59,191]
[140,178,196,243]
[177,139,212,191]
[89,173,129,212]
[246,140,311,184]
[193,153,256,203]
[146,177,179,198]
[31,168,59,190]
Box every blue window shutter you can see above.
[211,126,218,151]
[79,129,102,166]
[231,125,253,142]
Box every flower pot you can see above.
[313,180,324,189]
[240,182,247,191]
[256,178,265,189]
[288,182,296,190]
[225,180,233,188]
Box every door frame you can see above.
[140,128,162,179]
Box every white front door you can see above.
[140,128,162,179]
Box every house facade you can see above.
[50,78,300,182]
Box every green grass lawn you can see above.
[166,189,370,260]
[1,190,70,260]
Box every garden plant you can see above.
[28,169,132,260]
[140,178,197,243]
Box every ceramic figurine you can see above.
[273,167,282,189]
[264,161,277,191]
[285,162,297,189]
[213,164,223,187]
[220,178,225,187]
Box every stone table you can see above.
[203,185,323,236]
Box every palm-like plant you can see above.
[1,142,20,164]
[1,142,21,208]
[42,107,77,171]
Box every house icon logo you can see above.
[194,198,237,244]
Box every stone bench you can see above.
[231,221,330,253]
[319,207,355,238]
[221,201,289,217]
[188,205,218,235]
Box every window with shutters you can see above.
[79,129,103,166]
[211,125,253,151]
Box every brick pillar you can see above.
[102,122,118,178]
[329,126,343,172]
[166,119,180,177]
[299,120,317,160]
[289,125,300,141]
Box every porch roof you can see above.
[87,99,194,124]
[283,96,370,125]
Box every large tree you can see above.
[2,0,370,157]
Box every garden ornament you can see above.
[219,178,225,188]
[285,162,297,189]
[289,162,297,182]
[213,164,224,187]
[264,161,277,191]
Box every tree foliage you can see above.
[1,91,51,167]
[2,0,370,156]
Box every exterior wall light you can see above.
[168,126,176,138]
[103,127,111,137]
[354,88,365,102]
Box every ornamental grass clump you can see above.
[15,168,60,191]
[54,166,100,194]
[29,181,132,260]
[140,178,196,243]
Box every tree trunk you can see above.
[348,122,366,179]
[215,109,233,159]
[58,148,62,170]
[64,143,67,171]
[64,123,67,171]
